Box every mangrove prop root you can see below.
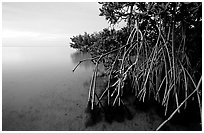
[72,21,202,129]
[156,76,202,131]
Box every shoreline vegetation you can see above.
[70,2,202,130]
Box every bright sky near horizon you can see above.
[2,2,115,47]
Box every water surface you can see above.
[2,46,196,131]
[2,46,94,130]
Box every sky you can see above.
[2,2,117,47]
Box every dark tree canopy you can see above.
[71,2,202,74]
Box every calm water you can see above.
[2,46,95,130]
[2,47,198,131]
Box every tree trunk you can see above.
[128,3,135,32]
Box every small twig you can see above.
[72,57,97,72]
[72,61,82,72]
[72,43,129,72]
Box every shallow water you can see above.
[2,46,200,131]
[2,46,95,130]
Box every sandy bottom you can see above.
[2,78,201,131]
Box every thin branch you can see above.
[72,43,129,72]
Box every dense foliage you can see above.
[70,2,202,130]
[70,28,129,52]
[99,2,202,76]
[71,2,201,81]
[70,27,130,67]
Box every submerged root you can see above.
[85,100,92,114]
